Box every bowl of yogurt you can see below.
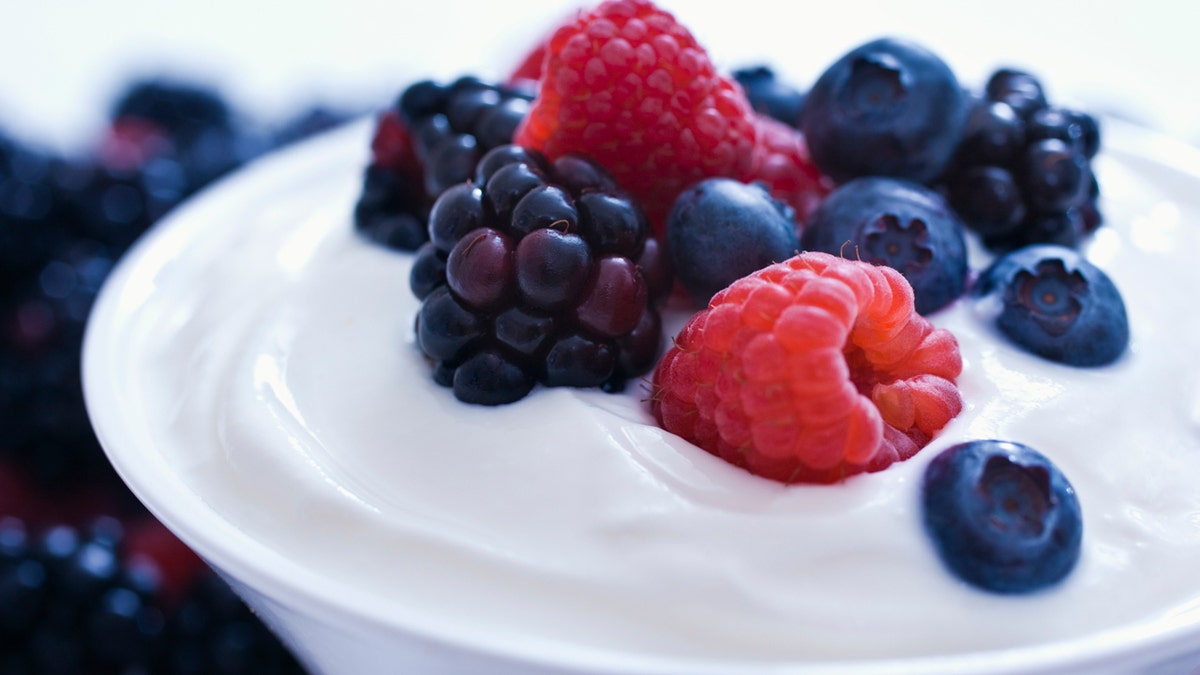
[81,106,1200,674]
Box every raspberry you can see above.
[651,251,963,484]
[742,116,830,223]
[513,0,826,234]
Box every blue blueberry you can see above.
[800,37,968,184]
[923,440,1082,594]
[732,66,806,127]
[666,178,799,304]
[800,177,967,314]
[972,244,1128,366]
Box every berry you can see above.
[943,69,1104,253]
[666,178,799,304]
[353,76,533,251]
[984,69,1047,119]
[413,147,667,404]
[513,0,826,233]
[651,252,963,484]
[971,244,1129,366]
[733,66,806,127]
[800,177,968,315]
[922,440,1083,594]
[801,37,968,184]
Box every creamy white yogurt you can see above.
[100,119,1200,666]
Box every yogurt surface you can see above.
[96,119,1200,667]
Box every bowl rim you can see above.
[83,117,1200,675]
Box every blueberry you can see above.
[666,178,799,304]
[972,244,1128,366]
[800,177,967,314]
[922,440,1082,594]
[801,37,968,184]
[732,66,806,127]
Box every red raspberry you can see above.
[369,109,419,177]
[741,116,831,223]
[515,0,825,234]
[508,38,547,86]
[651,252,963,484]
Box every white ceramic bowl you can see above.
[83,118,1200,675]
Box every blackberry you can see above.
[353,76,534,251]
[0,517,166,674]
[943,69,1102,252]
[107,78,264,199]
[413,146,670,404]
[0,516,306,675]
[0,136,75,294]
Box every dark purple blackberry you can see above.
[0,517,306,675]
[108,78,264,199]
[412,146,670,404]
[0,137,76,294]
[0,233,128,488]
[353,76,534,252]
[943,69,1103,253]
[0,518,167,675]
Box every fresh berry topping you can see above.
[733,66,806,128]
[744,116,831,223]
[651,252,963,484]
[971,244,1129,367]
[801,37,968,184]
[354,76,533,251]
[800,177,968,315]
[413,147,667,404]
[666,178,799,304]
[922,440,1083,594]
[943,69,1103,253]
[984,69,1047,119]
[514,0,753,230]
[513,0,826,233]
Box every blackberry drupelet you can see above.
[354,76,534,251]
[413,146,671,404]
[943,69,1102,252]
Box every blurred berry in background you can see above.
[2,75,355,674]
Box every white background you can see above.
[2,0,1199,154]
